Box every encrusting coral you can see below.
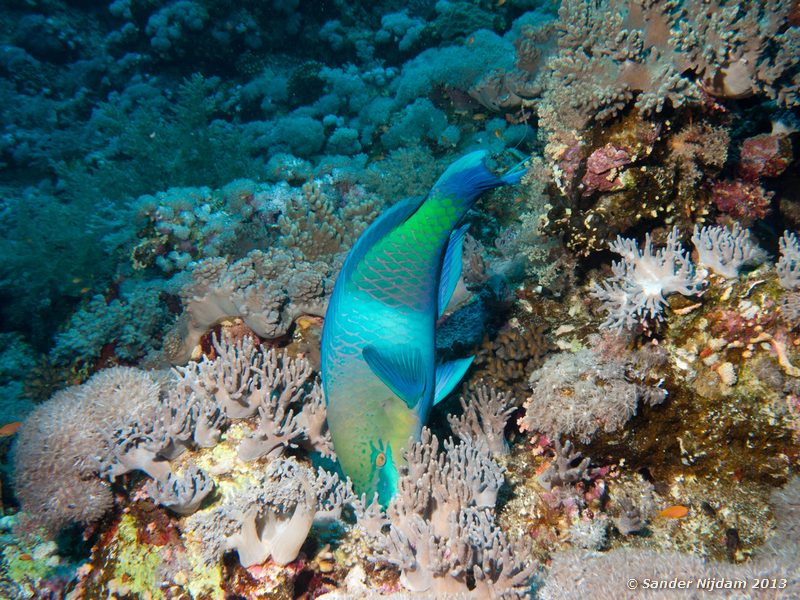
[163,249,334,363]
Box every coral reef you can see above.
[356,429,536,598]
[2,0,800,597]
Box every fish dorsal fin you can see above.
[339,195,424,279]
[363,345,425,409]
[433,356,474,405]
[438,223,470,318]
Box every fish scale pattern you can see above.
[355,206,455,312]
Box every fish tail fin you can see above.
[431,150,525,208]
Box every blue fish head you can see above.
[369,439,399,507]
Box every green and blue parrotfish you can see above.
[321,151,525,505]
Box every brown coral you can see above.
[472,323,551,399]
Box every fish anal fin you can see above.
[434,356,474,405]
[363,345,425,409]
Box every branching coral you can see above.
[592,227,706,331]
[358,428,535,597]
[691,223,766,279]
[448,385,516,456]
[174,335,333,457]
[472,324,551,397]
[276,177,383,262]
[777,231,800,290]
[538,440,591,492]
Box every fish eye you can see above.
[375,452,386,467]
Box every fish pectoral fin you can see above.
[363,344,425,409]
[438,222,470,318]
[433,356,475,405]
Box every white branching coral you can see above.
[173,335,334,458]
[188,458,355,568]
[777,230,800,290]
[592,227,706,331]
[447,385,516,456]
[357,428,535,598]
[691,223,765,279]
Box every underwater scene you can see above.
[1,0,800,598]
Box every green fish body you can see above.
[321,151,523,504]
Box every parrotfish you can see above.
[321,151,525,505]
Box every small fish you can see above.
[18,554,32,561]
[658,505,690,519]
[321,152,526,505]
[0,422,22,437]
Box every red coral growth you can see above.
[739,133,793,180]
[711,179,773,223]
[790,0,800,26]
[199,319,263,359]
[551,138,584,195]
[581,144,632,196]
[708,305,776,342]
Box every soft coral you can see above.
[592,227,706,331]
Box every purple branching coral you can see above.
[592,227,706,331]
[691,223,766,279]
[447,385,516,457]
[357,428,535,598]
[538,440,591,493]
